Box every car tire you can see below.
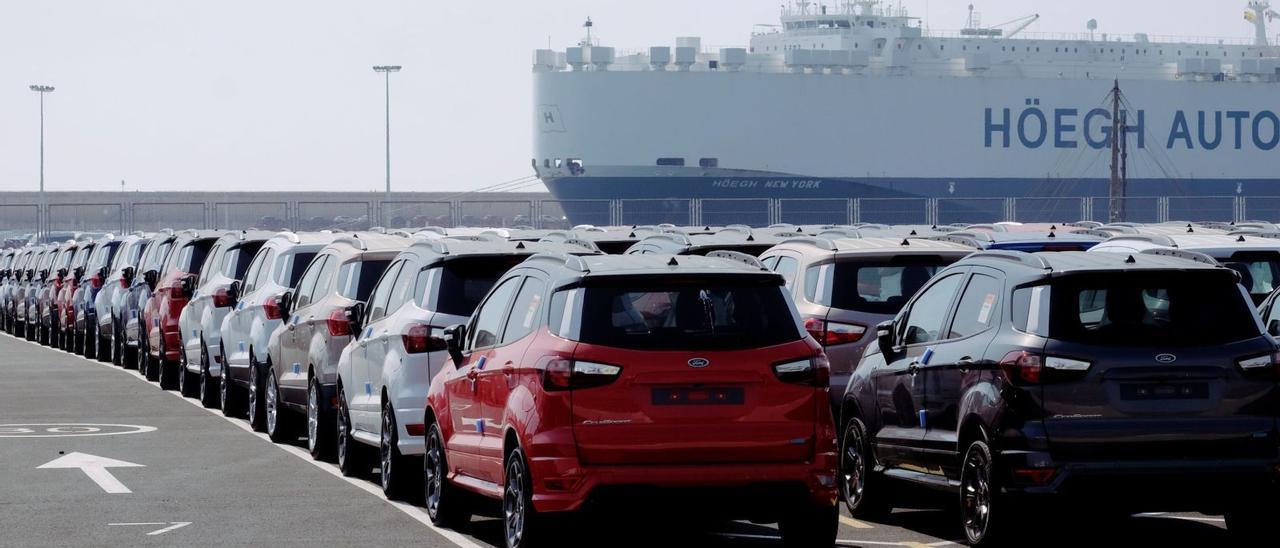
[960,439,1018,547]
[503,446,544,548]
[840,417,892,520]
[159,341,180,390]
[381,397,414,500]
[178,347,197,397]
[84,323,97,359]
[142,339,160,382]
[1226,505,1278,541]
[248,359,267,432]
[425,421,470,530]
[307,376,334,461]
[266,369,292,443]
[337,386,368,477]
[778,503,839,548]
[199,342,219,408]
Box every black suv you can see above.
[838,250,1280,545]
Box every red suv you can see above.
[424,252,839,548]
[142,230,222,388]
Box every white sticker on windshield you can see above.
[977,294,996,324]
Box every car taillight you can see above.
[402,324,446,354]
[1237,351,1280,380]
[327,309,351,337]
[263,296,283,320]
[772,355,831,388]
[212,288,234,308]
[803,318,867,346]
[542,358,622,391]
[999,351,1091,385]
[119,277,129,289]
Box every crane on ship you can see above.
[1245,1,1278,46]
[962,5,1040,39]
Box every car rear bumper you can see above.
[1002,451,1280,511]
[528,459,839,514]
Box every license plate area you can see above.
[1119,382,1209,401]
[651,386,745,406]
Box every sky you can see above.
[0,1,1265,194]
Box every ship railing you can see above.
[921,29,1266,46]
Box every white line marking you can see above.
[37,452,144,494]
[147,521,192,535]
[16,335,484,548]
[840,514,874,529]
[1135,514,1226,523]
[108,522,166,526]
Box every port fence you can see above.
[2,196,1274,241]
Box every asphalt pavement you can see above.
[0,332,1234,547]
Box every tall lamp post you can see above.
[30,84,54,242]
[372,65,401,226]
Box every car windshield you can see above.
[575,277,801,350]
[436,256,530,316]
[825,257,957,314]
[1219,253,1280,302]
[1022,271,1260,347]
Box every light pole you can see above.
[30,84,54,242]
[373,65,401,225]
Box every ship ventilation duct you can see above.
[591,47,615,71]
[650,47,671,71]
[566,47,587,71]
[676,36,702,51]
[720,48,747,72]
[533,49,563,72]
[675,46,698,71]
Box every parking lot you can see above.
[0,332,1238,547]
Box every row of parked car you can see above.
[2,220,1280,547]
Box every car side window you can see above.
[760,256,780,270]
[774,256,800,290]
[240,251,266,295]
[199,244,223,281]
[468,277,522,350]
[1267,299,1280,332]
[947,273,1003,339]
[253,249,276,292]
[293,256,329,309]
[501,277,547,345]
[386,263,420,315]
[310,257,339,304]
[900,273,964,346]
[366,261,404,324]
[413,268,437,309]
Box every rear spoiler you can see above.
[1139,248,1218,266]
[704,250,767,271]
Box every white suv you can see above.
[335,236,599,497]
[218,231,334,425]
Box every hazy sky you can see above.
[0,1,1263,193]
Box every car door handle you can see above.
[957,357,975,372]
[907,362,921,375]
[466,369,479,381]
[502,362,515,376]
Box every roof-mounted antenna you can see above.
[1125,255,1137,264]
[1048,231,1057,238]
[667,257,679,266]
[516,241,526,249]
[909,230,918,236]
[1237,235,1247,242]
[901,239,911,246]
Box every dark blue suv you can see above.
[838,250,1280,545]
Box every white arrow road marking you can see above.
[38,452,144,494]
[108,522,192,535]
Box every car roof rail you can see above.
[274,231,301,244]
[929,233,987,249]
[560,238,601,253]
[778,236,838,251]
[968,250,1053,270]
[1103,234,1178,247]
[1139,248,1218,266]
[642,233,693,246]
[1238,230,1280,240]
[524,252,590,273]
[1063,221,1103,229]
[705,250,767,270]
[814,228,863,240]
[1069,229,1117,239]
[332,235,368,251]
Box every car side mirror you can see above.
[122,266,135,285]
[143,269,158,289]
[180,276,196,298]
[876,320,896,358]
[346,302,366,336]
[1269,319,1280,338]
[227,280,242,303]
[57,268,68,279]
[444,324,467,367]
[74,266,85,280]
[278,291,294,318]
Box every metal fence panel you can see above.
[1012,198,1085,223]
[381,201,453,228]
[212,202,289,231]
[937,198,1006,225]
[778,199,849,225]
[131,202,206,232]
[619,199,692,226]
[1243,197,1280,222]
[540,200,609,229]
[297,202,372,231]
[701,199,770,227]
[0,204,38,232]
[1167,196,1234,222]
[458,201,535,229]
[47,203,124,235]
[1089,197,1161,223]
[859,198,928,225]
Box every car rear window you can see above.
[336,259,391,301]
[1219,252,1280,300]
[436,256,530,316]
[1021,271,1260,347]
[811,257,957,314]
[572,278,802,350]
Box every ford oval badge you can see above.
[1155,353,1177,364]
[688,358,710,369]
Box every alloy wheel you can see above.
[961,445,993,542]
[248,365,260,426]
[307,381,319,453]
[504,455,526,548]
[337,392,350,469]
[424,429,444,518]
[841,422,867,512]
[381,402,394,490]
[266,374,278,436]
